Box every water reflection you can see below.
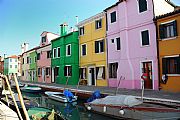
[22,92,117,120]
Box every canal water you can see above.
[22,92,118,120]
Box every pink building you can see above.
[37,31,59,83]
[105,0,174,90]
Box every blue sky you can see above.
[0,0,180,57]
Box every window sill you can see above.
[140,45,150,48]
[160,36,177,41]
[95,52,105,54]
[167,74,180,77]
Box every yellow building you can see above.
[156,9,180,92]
[77,12,107,86]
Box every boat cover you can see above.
[91,95,142,107]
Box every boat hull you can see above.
[84,103,180,120]
[45,91,78,103]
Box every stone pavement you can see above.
[20,81,180,102]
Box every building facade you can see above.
[37,31,59,83]
[0,56,4,74]
[4,55,19,78]
[51,23,79,85]
[29,50,37,82]
[105,0,174,89]
[156,9,180,92]
[77,12,107,86]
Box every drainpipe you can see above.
[154,19,161,90]
[124,2,135,89]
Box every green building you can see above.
[51,23,79,85]
[29,50,37,82]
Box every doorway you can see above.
[52,67,59,83]
[141,61,153,89]
[88,66,96,86]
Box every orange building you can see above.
[156,9,180,92]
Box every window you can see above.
[116,37,121,50]
[138,0,147,13]
[81,44,87,56]
[95,40,104,53]
[29,58,32,64]
[27,57,29,64]
[79,26,84,35]
[53,48,57,58]
[46,67,50,76]
[96,66,105,80]
[54,67,59,76]
[109,62,118,78]
[110,11,116,23]
[41,36,46,43]
[15,65,17,68]
[37,53,40,60]
[162,57,180,74]
[80,68,86,79]
[47,51,51,58]
[34,57,36,63]
[141,30,149,46]
[159,20,178,39]
[111,39,114,43]
[38,68,41,76]
[15,59,17,62]
[23,58,24,64]
[22,71,24,76]
[66,44,71,56]
[10,65,12,68]
[95,19,102,29]
[64,66,72,76]
[57,47,60,58]
[10,59,12,62]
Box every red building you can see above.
[0,56,4,74]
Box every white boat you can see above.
[85,95,180,120]
[45,91,78,103]
[20,85,42,93]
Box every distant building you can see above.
[36,31,59,83]
[51,23,79,85]
[0,56,4,74]
[77,12,107,86]
[4,55,19,78]
[155,9,180,92]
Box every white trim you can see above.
[65,65,72,77]
[53,48,57,58]
[163,55,179,58]
[88,66,96,86]
[76,12,105,27]
[160,36,177,41]
[167,74,180,76]
[81,43,87,56]
[140,29,150,47]
[137,0,148,14]
[66,44,71,57]
[160,20,175,25]
[57,47,60,58]
[139,60,154,90]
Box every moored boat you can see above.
[45,90,78,103]
[20,85,42,93]
[28,107,66,120]
[85,95,180,120]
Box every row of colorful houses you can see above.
[3,0,180,92]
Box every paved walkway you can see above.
[20,81,180,102]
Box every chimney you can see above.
[21,43,29,53]
[60,22,68,36]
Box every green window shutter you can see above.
[162,58,167,74]
[159,24,164,39]
[95,41,98,53]
[64,66,67,76]
[173,20,178,36]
